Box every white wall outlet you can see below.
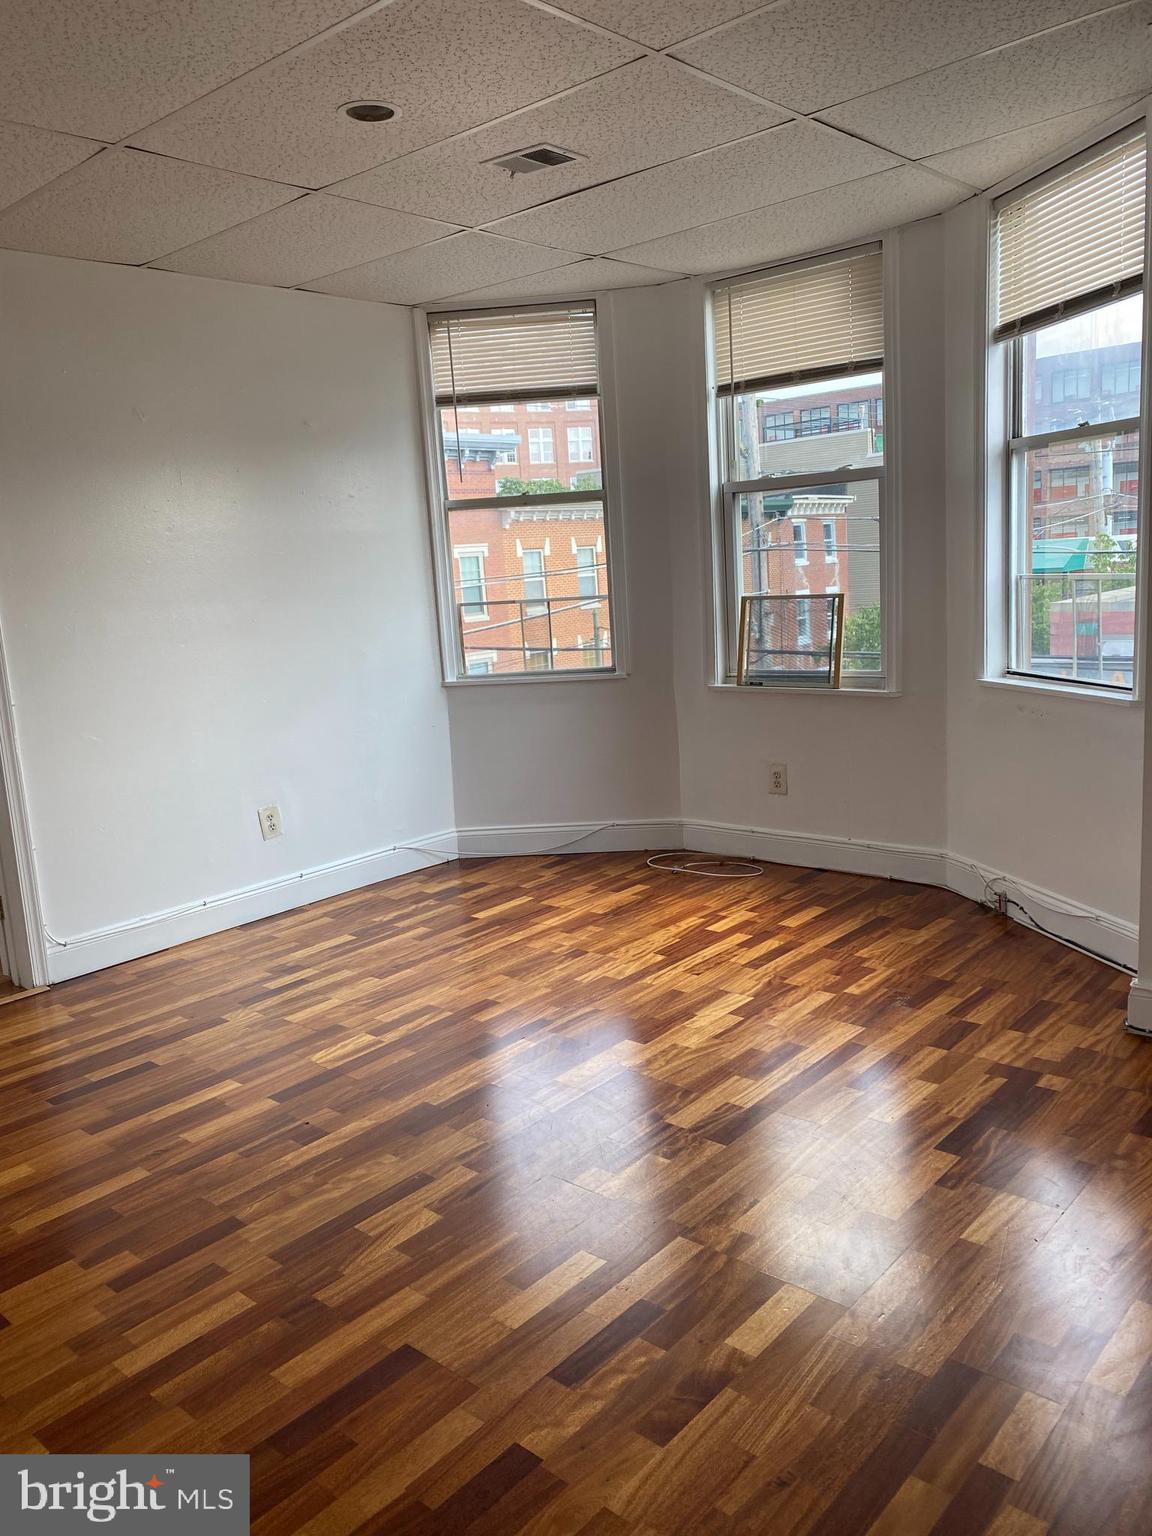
[258,804,283,840]
[768,763,788,795]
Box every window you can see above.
[521,547,548,616]
[456,550,487,620]
[528,427,554,463]
[991,127,1145,692]
[567,424,594,462]
[576,545,599,600]
[762,411,795,442]
[427,303,616,678]
[566,399,592,410]
[711,245,887,688]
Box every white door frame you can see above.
[0,620,48,989]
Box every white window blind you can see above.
[430,304,598,405]
[993,129,1146,341]
[712,247,883,395]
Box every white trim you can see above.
[1126,979,1152,1035]
[45,830,460,983]
[455,820,683,858]
[0,614,49,988]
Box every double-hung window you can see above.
[711,245,888,688]
[991,127,1145,693]
[427,303,616,678]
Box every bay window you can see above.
[425,303,617,679]
[991,128,1145,693]
[710,245,888,688]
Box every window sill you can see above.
[978,674,1139,705]
[444,670,628,688]
[709,682,900,697]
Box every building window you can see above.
[762,411,795,442]
[566,399,592,410]
[576,545,599,600]
[567,425,594,462]
[799,406,832,435]
[426,303,616,679]
[455,550,487,620]
[521,547,548,616]
[528,427,554,463]
[711,245,887,688]
[991,127,1145,693]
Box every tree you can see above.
[496,476,567,497]
[842,604,881,670]
[1087,532,1137,574]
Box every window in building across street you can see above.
[455,550,487,620]
[710,245,887,688]
[990,126,1145,693]
[762,411,795,442]
[521,547,548,616]
[567,424,594,462]
[528,426,553,463]
[575,545,600,600]
[426,302,616,679]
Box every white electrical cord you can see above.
[646,852,764,880]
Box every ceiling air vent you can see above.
[485,144,582,177]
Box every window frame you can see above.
[415,298,630,686]
[704,237,900,694]
[984,112,1150,702]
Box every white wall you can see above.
[445,285,682,842]
[943,199,1144,931]
[0,251,455,977]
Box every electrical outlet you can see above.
[258,804,283,841]
[768,763,788,795]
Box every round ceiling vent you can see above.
[342,102,398,123]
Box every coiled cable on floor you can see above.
[646,853,764,880]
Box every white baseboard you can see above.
[1126,980,1152,1036]
[454,819,684,858]
[45,816,1137,984]
[45,831,459,983]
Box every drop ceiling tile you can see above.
[130,0,643,188]
[485,120,900,255]
[329,56,788,225]
[434,256,685,305]
[0,148,300,265]
[150,193,458,286]
[919,99,1141,189]
[673,0,1118,115]
[611,165,961,274]
[821,3,1152,159]
[301,231,577,305]
[0,121,103,212]
[0,0,374,143]
[542,0,769,48]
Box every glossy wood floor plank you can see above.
[1,854,1150,1534]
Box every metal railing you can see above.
[458,596,611,675]
[1015,571,1136,687]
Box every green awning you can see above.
[1031,538,1092,573]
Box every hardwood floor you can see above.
[1,853,1150,1534]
